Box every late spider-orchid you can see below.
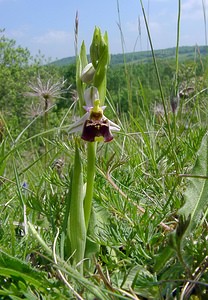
[69,87,120,142]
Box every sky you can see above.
[0,0,207,60]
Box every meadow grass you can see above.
[0,1,208,299]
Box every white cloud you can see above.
[149,21,162,35]
[4,28,74,58]
[8,28,28,38]
[182,0,202,11]
[29,30,74,59]
[126,17,163,37]
[32,30,72,45]
[182,0,204,20]
[126,20,140,33]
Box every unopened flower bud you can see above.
[81,63,95,83]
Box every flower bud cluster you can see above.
[69,27,120,142]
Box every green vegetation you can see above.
[52,45,208,67]
[0,25,208,300]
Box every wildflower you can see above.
[69,87,120,142]
[25,102,43,119]
[22,182,28,194]
[81,99,114,142]
[25,75,69,110]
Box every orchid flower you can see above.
[69,87,120,142]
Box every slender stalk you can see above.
[172,0,181,161]
[44,98,49,170]
[13,159,28,235]
[175,0,181,95]
[202,0,208,46]
[176,241,192,279]
[116,0,133,114]
[74,11,79,57]
[84,142,97,231]
[140,0,182,173]
[139,0,171,138]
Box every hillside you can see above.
[52,45,208,66]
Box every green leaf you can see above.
[154,245,175,272]
[76,41,87,112]
[178,131,208,237]
[79,40,88,68]
[0,250,49,291]
[122,265,160,299]
[68,144,86,274]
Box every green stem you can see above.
[172,0,181,172]
[84,142,97,231]
[139,0,171,139]
[116,0,133,115]
[176,241,192,278]
[44,99,48,170]
[175,0,181,95]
